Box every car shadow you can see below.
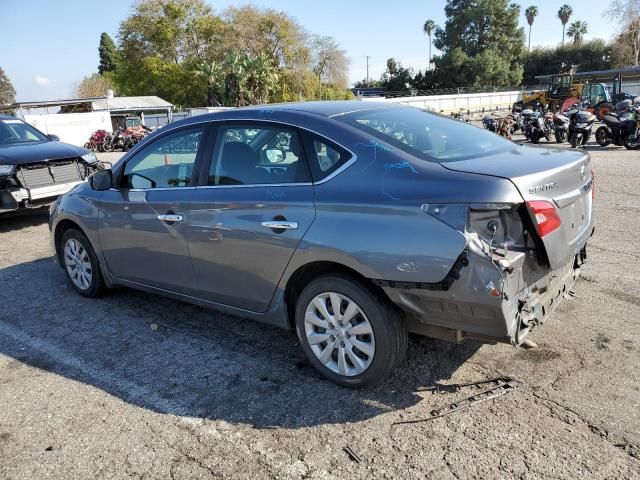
[0,208,49,232]
[0,257,483,429]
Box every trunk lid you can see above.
[442,146,593,270]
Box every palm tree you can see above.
[423,19,437,70]
[558,4,573,45]
[193,61,224,107]
[567,20,588,45]
[525,6,539,50]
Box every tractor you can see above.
[516,73,615,119]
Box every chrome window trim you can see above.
[155,117,359,183]
[113,116,360,192]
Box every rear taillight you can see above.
[526,200,561,237]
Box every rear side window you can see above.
[337,107,514,162]
[208,124,310,185]
[301,133,352,181]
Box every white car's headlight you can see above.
[0,165,16,176]
[81,152,97,164]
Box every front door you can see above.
[187,122,315,312]
[98,125,208,296]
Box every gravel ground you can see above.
[0,136,639,479]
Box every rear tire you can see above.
[60,229,105,298]
[554,130,566,143]
[530,132,540,144]
[295,274,407,387]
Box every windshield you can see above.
[0,119,49,146]
[338,107,514,162]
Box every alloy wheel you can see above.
[304,292,375,376]
[64,238,93,290]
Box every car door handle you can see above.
[157,213,184,223]
[261,220,298,230]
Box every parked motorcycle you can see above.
[84,130,110,152]
[566,103,597,148]
[595,103,640,150]
[107,129,136,152]
[552,110,571,143]
[523,110,552,144]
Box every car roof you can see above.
[237,100,400,118]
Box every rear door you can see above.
[98,125,208,296]
[187,122,315,312]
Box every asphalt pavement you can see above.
[0,135,638,479]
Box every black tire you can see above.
[59,228,105,298]
[294,274,408,387]
[530,132,540,144]
[623,134,640,150]
[570,134,580,148]
[595,127,611,147]
[554,130,565,143]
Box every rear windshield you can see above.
[338,107,514,162]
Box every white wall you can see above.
[22,111,112,147]
[360,91,523,114]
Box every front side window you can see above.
[338,107,514,163]
[122,127,204,189]
[209,125,310,185]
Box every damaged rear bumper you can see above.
[377,233,591,346]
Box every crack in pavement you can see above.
[530,390,639,462]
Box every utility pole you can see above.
[365,56,371,88]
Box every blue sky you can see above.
[0,0,613,101]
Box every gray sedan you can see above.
[49,101,594,387]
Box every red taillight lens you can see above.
[526,200,561,237]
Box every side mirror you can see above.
[265,148,285,163]
[90,169,113,191]
[48,134,60,141]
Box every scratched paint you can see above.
[382,161,419,200]
[354,139,394,173]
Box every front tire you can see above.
[570,134,580,148]
[623,134,640,150]
[60,229,105,298]
[595,127,611,147]
[295,275,407,387]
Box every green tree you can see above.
[221,6,308,68]
[558,4,573,45]
[75,73,115,98]
[607,0,640,66]
[567,20,588,45]
[423,19,437,69]
[98,32,118,74]
[380,58,414,91]
[521,40,611,84]
[525,6,538,50]
[0,67,16,106]
[115,0,224,107]
[310,35,349,88]
[433,0,525,87]
[193,61,225,106]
